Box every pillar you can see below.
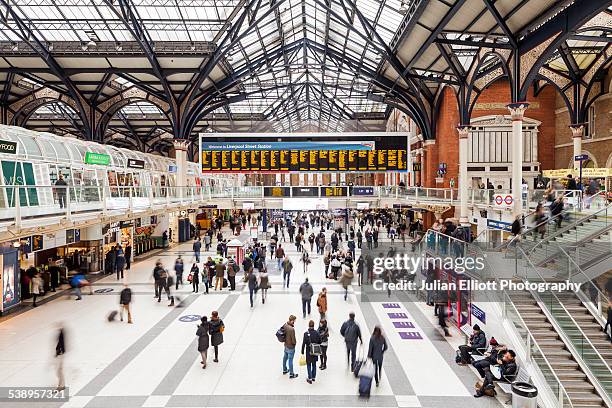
[173,139,189,197]
[415,149,422,186]
[570,124,584,172]
[507,103,529,217]
[457,125,470,225]
[422,140,436,188]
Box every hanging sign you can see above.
[127,158,145,169]
[0,140,17,154]
[84,152,111,165]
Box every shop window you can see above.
[1,161,39,207]
[584,106,595,140]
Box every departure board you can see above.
[201,149,408,172]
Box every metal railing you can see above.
[514,246,612,404]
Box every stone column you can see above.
[570,124,584,172]
[422,140,436,188]
[457,125,470,225]
[507,103,529,217]
[173,139,189,199]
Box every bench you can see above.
[498,369,530,404]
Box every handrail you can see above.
[502,291,575,408]
[525,201,612,255]
[516,246,612,404]
[423,228,574,407]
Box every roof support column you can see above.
[173,139,190,200]
[507,102,529,217]
[457,125,470,225]
[570,124,584,173]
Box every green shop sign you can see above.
[84,152,111,165]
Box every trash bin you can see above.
[511,382,537,408]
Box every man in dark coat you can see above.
[209,311,224,362]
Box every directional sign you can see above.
[574,154,589,161]
[178,314,202,322]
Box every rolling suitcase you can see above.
[358,375,372,398]
[107,310,118,322]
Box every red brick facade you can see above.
[421,80,557,188]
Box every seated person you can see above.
[472,338,506,376]
[458,324,486,364]
[474,350,518,398]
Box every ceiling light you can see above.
[115,42,122,51]
[47,42,54,51]
[87,40,96,47]
[13,241,21,248]
[11,42,18,51]
[81,43,88,51]
[190,42,196,51]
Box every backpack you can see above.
[276,325,286,342]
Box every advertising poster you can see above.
[2,250,20,310]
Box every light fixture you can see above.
[115,42,122,51]
[87,39,96,47]
[47,42,54,51]
[11,42,18,51]
[81,43,88,51]
[13,240,21,248]
[190,42,196,51]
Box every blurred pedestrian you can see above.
[119,284,133,323]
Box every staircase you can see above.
[511,292,607,407]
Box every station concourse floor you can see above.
[0,228,502,408]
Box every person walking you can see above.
[301,250,311,273]
[259,268,270,304]
[190,263,200,293]
[281,315,298,379]
[340,261,354,301]
[209,311,224,362]
[316,288,328,319]
[119,284,133,323]
[55,325,66,390]
[318,319,329,370]
[227,257,239,291]
[125,243,132,271]
[174,255,184,290]
[247,270,258,308]
[282,256,293,289]
[153,260,164,299]
[340,312,363,369]
[196,316,210,369]
[301,320,322,384]
[204,234,211,251]
[193,238,202,263]
[604,300,612,342]
[214,261,225,291]
[115,245,126,280]
[299,278,314,318]
[54,173,68,209]
[31,272,43,307]
[275,244,285,270]
[367,326,388,387]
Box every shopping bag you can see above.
[299,354,307,366]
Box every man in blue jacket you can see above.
[458,324,487,364]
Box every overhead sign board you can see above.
[200,141,375,151]
[321,186,347,197]
[351,186,374,196]
[574,154,589,161]
[84,152,111,166]
[0,140,17,155]
[486,219,512,232]
[127,158,145,169]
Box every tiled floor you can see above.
[0,226,502,408]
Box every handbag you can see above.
[308,332,322,355]
[299,354,307,366]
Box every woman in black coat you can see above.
[367,326,388,387]
[191,264,200,293]
[209,311,225,362]
[196,316,210,368]
[301,320,322,384]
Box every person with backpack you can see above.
[301,250,311,273]
[301,320,322,384]
[318,319,329,370]
[119,283,133,324]
[196,316,210,369]
[279,315,298,379]
[209,311,224,362]
[340,312,362,369]
[174,255,184,290]
[115,245,126,280]
[367,326,388,387]
[299,278,314,318]
[282,256,293,288]
[153,260,165,299]
[247,270,258,308]
[227,258,239,291]
[258,268,270,304]
[190,263,200,293]
[330,256,342,280]
[316,288,327,319]
[340,261,354,301]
